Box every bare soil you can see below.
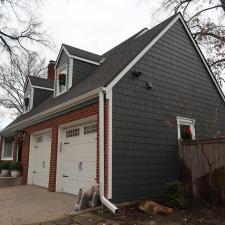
[102,201,225,225]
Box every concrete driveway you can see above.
[0,185,77,225]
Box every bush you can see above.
[165,181,187,209]
[0,161,11,170]
[10,162,22,171]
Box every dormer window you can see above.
[24,87,32,113]
[24,97,30,111]
[56,64,68,95]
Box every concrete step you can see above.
[0,176,23,188]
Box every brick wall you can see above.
[21,102,109,193]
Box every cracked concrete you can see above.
[0,185,77,225]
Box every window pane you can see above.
[180,125,192,140]
[4,141,13,158]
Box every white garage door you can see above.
[62,123,97,195]
[31,132,51,188]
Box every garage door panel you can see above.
[61,123,97,195]
[30,132,51,188]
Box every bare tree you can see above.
[155,0,225,86]
[0,52,47,115]
[0,0,52,58]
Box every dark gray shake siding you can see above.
[72,59,97,85]
[33,89,53,108]
[112,20,225,202]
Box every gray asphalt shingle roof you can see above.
[63,44,102,62]
[29,76,54,89]
[3,14,177,132]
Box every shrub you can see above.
[165,181,187,209]
[0,161,11,170]
[10,162,22,171]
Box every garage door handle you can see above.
[64,142,70,145]
[63,175,69,178]
[33,171,37,174]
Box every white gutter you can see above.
[99,91,118,214]
[2,87,103,135]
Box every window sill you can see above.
[1,157,13,161]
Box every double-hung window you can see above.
[2,139,13,160]
[56,64,68,95]
[177,117,196,141]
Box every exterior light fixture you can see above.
[132,70,142,77]
[146,81,153,89]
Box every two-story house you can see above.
[1,13,225,212]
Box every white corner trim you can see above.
[105,14,180,93]
[106,89,112,199]
[177,116,196,140]
[31,85,54,91]
[68,58,73,89]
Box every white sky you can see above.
[0,0,162,130]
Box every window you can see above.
[2,140,13,159]
[24,88,31,113]
[84,124,97,135]
[66,128,80,138]
[56,64,68,95]
[177,117,196,141]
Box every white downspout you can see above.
[99,91,118,214]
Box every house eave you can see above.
[1,87,103,136]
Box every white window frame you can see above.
[56,63,68,96]
[1,139,14,160]
[177,117,196,141]
[23,86,34,114]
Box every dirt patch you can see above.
[102,201,225,225]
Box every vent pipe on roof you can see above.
[99,91,118,214]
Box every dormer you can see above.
[54,44,101,97]
[23,62,55,113]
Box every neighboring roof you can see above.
[63,44,102,63]
[5,13,223,134]
[29,76,54,89]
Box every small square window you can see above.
[177,117,196,141]
[84,124,97,135]
[66,128,80,138]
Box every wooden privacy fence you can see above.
[179,138,225,201]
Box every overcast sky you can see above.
[1,0,164,129]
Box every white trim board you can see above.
[2,87,103,136]
[31,85,54,91]
[55,45,100,69]
[105,14,225,103]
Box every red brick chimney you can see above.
[48,60,55,80]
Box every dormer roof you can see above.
[29,76,54,90]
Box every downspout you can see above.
[99,91,118,214]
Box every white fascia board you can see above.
[70,55,100,65]
[31,85,54,91]
[105,15,180,93]
[177,14,225,103]
[3,87,103,135]
[105,14,225,103]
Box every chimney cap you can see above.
[49,60,55,64]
